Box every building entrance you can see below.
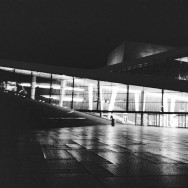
[148,114,160,127]
[177,115,186,128]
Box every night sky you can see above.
[0,0,188,68]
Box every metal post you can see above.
[140,89,145,126]
[59,79,66,107]
[135,113,137,125]
[14,69,18,92]
[126,85,129,112]
[161,89,164,112]
[71,77,75,109]
[31,72,36,99]
[49,74,53,104]
[97,81,99,111]
[97,80,101,116]
[88,84,93,110]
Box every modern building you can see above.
[1,41,188,128]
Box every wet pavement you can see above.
[1,91,188,187]
[1,125,188,188]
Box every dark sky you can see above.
[0,0,188,68]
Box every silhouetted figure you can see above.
[111,115,115,127]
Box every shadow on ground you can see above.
[0,91,110,129]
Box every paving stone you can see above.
[46,173,104,188]
[67,149,111,163]
[47,160,84,170]
[101,163,188,176]
[2,119,188,187]
[41,144,70,150]
[81,161,115,177]
[102,176,188,188]
[66,143,86,149]
[133,152,183,163]
[97,151,153,164]
[42,149,74,160]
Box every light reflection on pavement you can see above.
[2,124,188,187]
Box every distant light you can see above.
[18,83,31,87]
[0,66,14,72]
[41,95,84,102]
[176,57,188,62]
[15,69,31,75]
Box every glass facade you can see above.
[1,65,188,128]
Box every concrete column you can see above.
[49,74,53,104]
[140,90,145,112]
[140,90,145,126]
[170,98,175,112]
[163,95,168,127]
[170,98,176,127]
[99,86,103,117]
[163,96,168,112]
[126,85,129,111]
[135,93,140,111]
[161,89,164,112]
[59,79,66,107]
[71,77,75,109]
[109,87,118,110]
[108,87,118,118]
[88,84,93,110]
[31,74,36,99]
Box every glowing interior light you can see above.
[144,92,161,97]
[100,87,103,111]
[52,74,72,80]
[52,74,64,79]
[74,78,97,85]
[19,83,31,87]
[129,89,141,94]
[59,80,66,107]
[36,83,59,89]
[176,57,188,62]
[41,95,83,102]
[33,72,51,78]
[0,66,14,72]
[163,96,168,112]
[166,94,188,102]
[15,69,31,75]
[170,98,175,112]
[170,114,177,128]
[88,84,93,110]
[108,87,118,111]
[18,82,85,91]
[64,87,84,91]
[135,93,140,111]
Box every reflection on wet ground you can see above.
[1,124,188,187]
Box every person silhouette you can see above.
[111,115,115,127]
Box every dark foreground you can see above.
[2,125,188,188]
[1,92,188,187]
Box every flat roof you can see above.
[1,48,188,93]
